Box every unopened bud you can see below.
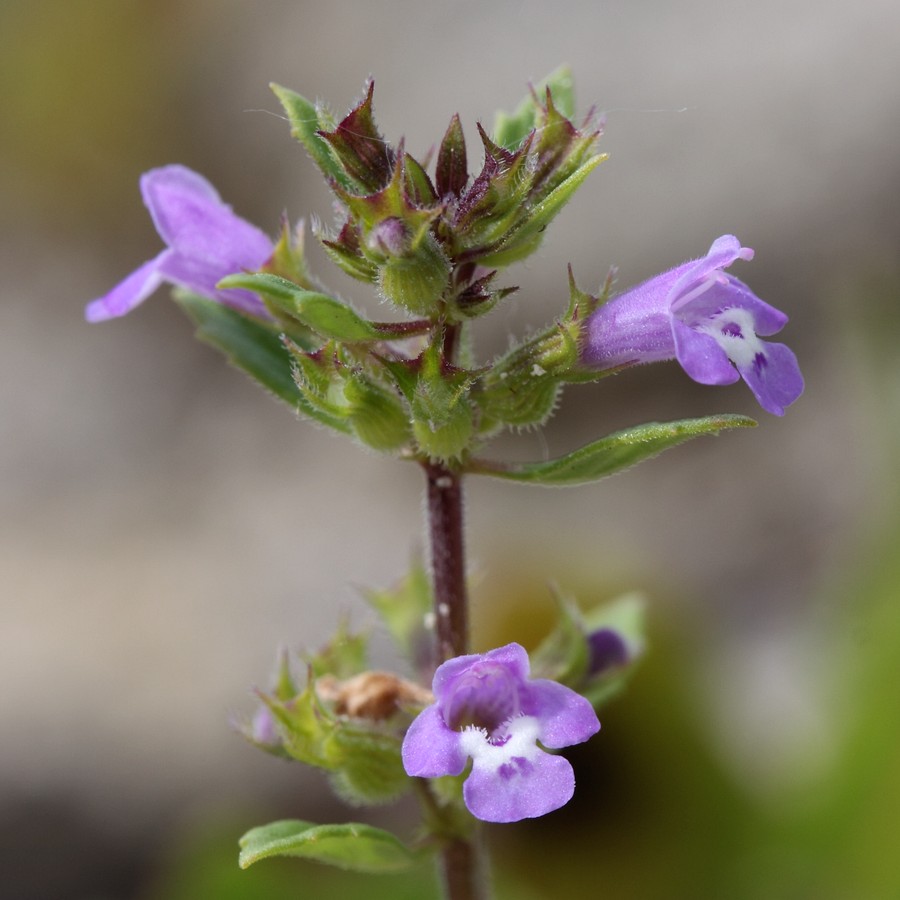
[366,216,409,257]
[378,234,450,315]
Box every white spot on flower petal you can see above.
[697,307,766,370]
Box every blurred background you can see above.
[2,1,899,897]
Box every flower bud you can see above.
[342,374,411,452]
[412,393,474,462]
[377,234,450,315]
[365,216,409,257]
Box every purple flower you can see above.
[587,628,631,675]
[401,643,600,823]
[85,165,273,322]
[581,235,804,415]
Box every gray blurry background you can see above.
[2,1,899,898]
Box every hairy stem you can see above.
[440,835,487,900]
[423,460,487,900]
[424,460,470,663]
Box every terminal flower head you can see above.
[401,643,600,823]
[85,165,273,322]
[581,235,804,415]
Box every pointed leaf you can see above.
[318,81,395,193]
[436,113,468,198]
[220,273,381,342]
[221,273,426,343]
[492,65,575,150]
[403,152,439,207]
[270,84,352,189]
[469,415,756,486]
[173,292,302,406]
[239,820,415,873]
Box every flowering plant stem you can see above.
[423,459,488,899]
[425,461,470,665]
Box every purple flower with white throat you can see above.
[581,235,804,415]
[401,643,599,823]
[85,165,273,322]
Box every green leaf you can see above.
[493,65,576,150]
[175,292,351,434]
[270,84,353,189]
[220,273,381,342]
[173,292,300,406]
[469,415,756,486]
[239,820,415,873]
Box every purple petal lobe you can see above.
[84,252,168,322]
[141,165,273,286]
[672,319,741,385]
[732,340,804,416]
[401,705,467,778]
[461,718,575,822]
[524,680,600,749]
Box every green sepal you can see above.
[336,158,439,243]
[285,341,409,448]
[282,341,355,436]
[270,84,353,190]
[173,292,306,407]
[220,273,381,342]
[317,81,395,194]
[264,677,409,804]
[265,217,317,290]
[326,721,409,805]
[530,589,592,685]
[262,682,334,769]
[469,415,757,486]
[492,65,575,150]
[239,819,416,873]
[450,127,534,254]
[477,152,606,267]
[305,618,369,680]
[411,343,475,462]
[377,234,451,315]
[317,221,379,284]
[435,113,468,198]
[403,151,439,207]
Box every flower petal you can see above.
[669,235,752,311]
[679,275,788,338]
[141,164,273,283]
[84,251,168,322]
[731,340,805,417]
[671,318,740,385]
[523,679,600,749]
[463,742,575,823]
[401,705,467,778]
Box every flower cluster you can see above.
[402,643,600,823]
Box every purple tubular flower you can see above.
[581,235,804,415]
[401,643,600,823]
[85,165,273,322]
